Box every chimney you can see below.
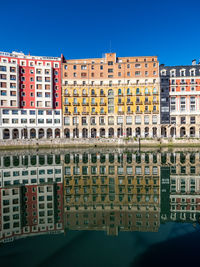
[192,59,196,65]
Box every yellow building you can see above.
[62,53,160,138]
[63,151,161,235]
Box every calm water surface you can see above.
[0,148,200,267]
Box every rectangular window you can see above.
[135,116,141,124]
[126,116,132,125]
[180,97,186,111]
[144,115,149,124]
[170,97,176,111]
[64,117,70,125]
[117,116,123,125]
[190,117,195,124]
[190,96,195,111]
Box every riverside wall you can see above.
[0,137,200,150]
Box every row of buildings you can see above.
[0,51,200,139]
[0,150,200,242]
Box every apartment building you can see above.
[0,51,62,140]
[160,60,200,138]
[62,53,160,138]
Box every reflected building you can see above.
[160,151,200,224]
[0,153,64,243]
[1,149,200,243]
[64,151,161,235]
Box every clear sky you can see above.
[1,0,200,65]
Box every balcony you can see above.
[127,111,133,114]
[153,101,159,104]
[73,103,80,106]
[82,112,89,115]
[136,111,142,114]
[126,102,133,105]
[82,94,88,97]
[82,103,89,106]
[100,93,106,97]
[64,103,71,106]
[136,101,143,105]
[64,112,71,115]
[91,112,98,115]
[64,93,70,97]
[91,103,97,106]
[100,103,106,106]
[117,102,124,105]
[118,111,124,115]
[153,110,159,114]
[144,110,151,114]
[153,92,158,95]
[100,112,107,115]
[145,101,151,105]
[73,112,80,115]
[73,93,79,97]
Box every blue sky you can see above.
[1,0,200,65]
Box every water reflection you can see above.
[0,149,200,244]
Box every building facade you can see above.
[0,51,62,140]
[160,61,200,138]
[62,53,160,139]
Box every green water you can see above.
[0,148,200,267]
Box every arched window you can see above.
[65,89,68,95]
[91,89,95,95]
[153,87,157,94]
[82,89,86,95]
[136,88,140,94]
[145,88,148,94]
[100,89,104,95]
[127,88,131,95]
[118,88,122,95]
[108,89,114,96]
[73,89,77,95]
[74,107,77,113]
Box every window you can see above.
[135,116,141,124]
[190,97,195,111]
[171,117,176,124]
[190,117,195,124]
[64,117,70,125]
[180,97,186,111]
[144,115,149,124]
[108,61,113,65]
[152,115,157,124]
[170,97,176,111]
[108,116,114,125]
[126,116,132,125]
[181,117,186,124]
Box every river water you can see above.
[0,147,199,267]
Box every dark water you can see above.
[0,148,200,267]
